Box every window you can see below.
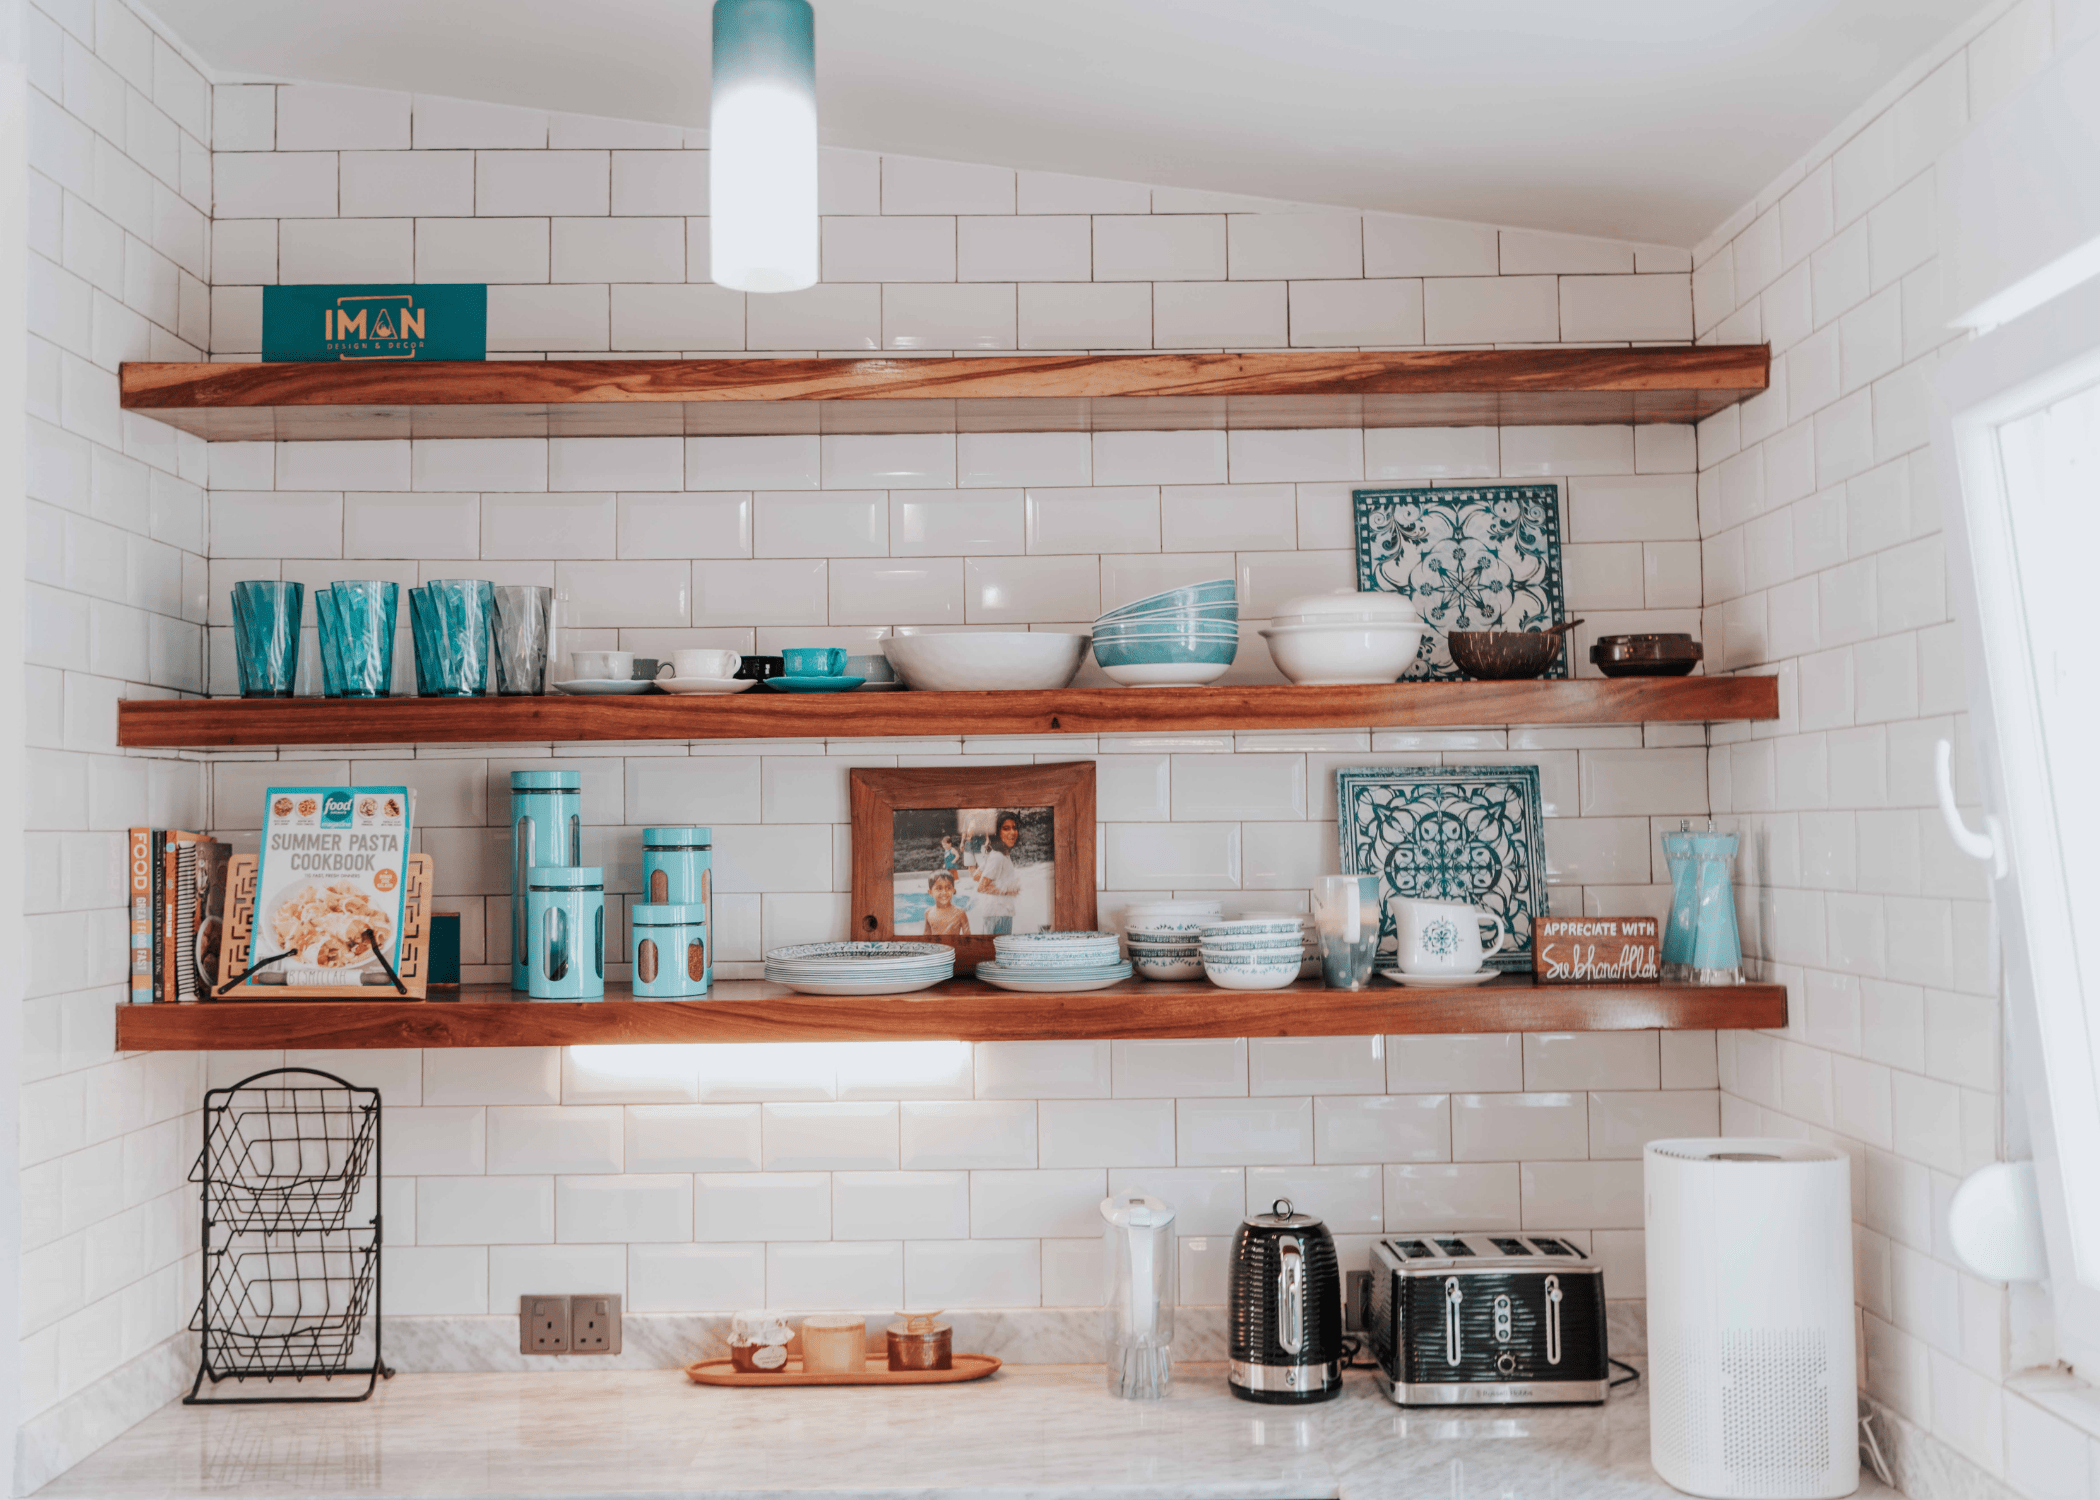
[1938,271,2100,1373]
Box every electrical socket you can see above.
[521,1295,569,1354]
[569,1294,621,1354]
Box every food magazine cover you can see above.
[247,787,411,988]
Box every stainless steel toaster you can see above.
[1365,1232,1609,1404]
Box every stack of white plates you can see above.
[763,942,955,996]
[976,931,1132,992]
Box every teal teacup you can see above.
[783,646,847,676]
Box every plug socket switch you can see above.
[570,1294,621,1354]
[521,1295,569,1354]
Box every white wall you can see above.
[18,0,214,1492]
[1694,0,2100,1493]
[174,80,1742,1364]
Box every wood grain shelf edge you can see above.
[117,677,1780,748]
[114,977,1788,1050]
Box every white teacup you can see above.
[671,648,743,680]
[1391,897,1511,976]
[570,650,634,682]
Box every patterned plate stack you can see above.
[763,942,956,996]
[975,931,1133,992]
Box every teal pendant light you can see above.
[709,0,819,293]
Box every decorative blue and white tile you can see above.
[1334,764,1548,971]
[1352,484,1568,679]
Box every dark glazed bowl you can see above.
[1590,633,1703,677]
[1448,630,1566,681]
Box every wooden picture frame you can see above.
[850,763,1097,975]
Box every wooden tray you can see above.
[683,1353,1000,1387]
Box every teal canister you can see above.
[525,866,605,1000]
[630,903,710,998]
[642,826,712,906]
[510,771,582,991]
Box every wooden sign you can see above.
[1533,916,1659,984]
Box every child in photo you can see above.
[921,870,971,936]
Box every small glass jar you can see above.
[799,1314,866,1374]
[886,1316,953,1371]
[729,1310,792,1373]
[525,865,604,1000]
[630,903,709,998]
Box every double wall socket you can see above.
[519,1295,622,1355]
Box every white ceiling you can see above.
[153,0,1984,245]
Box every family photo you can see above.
[889,806,1057,938]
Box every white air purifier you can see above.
[1645,1139,1858,1499]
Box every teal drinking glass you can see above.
[410,579,494,697]
[230,581,303,698]
[324,581,399,698]
[313,587,347,697]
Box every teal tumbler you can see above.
[231,581,304,697]
[319,580,399,697]
[410,579,495,697]
[525,866,605,1000]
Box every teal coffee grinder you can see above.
[1661,820,1742,984]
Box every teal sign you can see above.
[262,284,486,362]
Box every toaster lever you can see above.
[1545,1274,1563,1366]
[1277,1237,1304,1356]
[1443,1276,1463,1367]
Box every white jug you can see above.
[1390,897,1510,975]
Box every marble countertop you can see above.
[37,1363,1894,1500]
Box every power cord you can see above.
[1609,1357,1641,1389]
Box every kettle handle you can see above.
[1277,1236,1304,1356]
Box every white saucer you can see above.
[854,680,903,691]
[552,678,657,695]
[656,675,758,696]
[1379,968,1503,988]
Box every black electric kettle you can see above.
[1227,1198,1343,1403]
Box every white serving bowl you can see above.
[1099,659,1233,687]
[1271,589,1422,624]
[1203,918,1307,939]
[1133,954,1207,981]
[883,632,1091,691]
[1260,620,1432,686]
[1202,955,1302,990]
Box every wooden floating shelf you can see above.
[118,347,1769,440]
[114,976,1786,1050]
[117,677,1778,749]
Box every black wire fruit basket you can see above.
[187,1067,390,1403]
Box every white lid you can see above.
[1271,589,1420,622]
[1100,1191,1176,1229]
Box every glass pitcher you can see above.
[1100,1191,1176,1399]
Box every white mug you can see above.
[570,650,633,682]
[1391,897,1510,976]
[671,648,742,680]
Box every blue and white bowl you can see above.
[1200,952,1302,990]
[1202,919,1306,941]
[1099,579,1237,620]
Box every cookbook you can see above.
[246,787,412,989]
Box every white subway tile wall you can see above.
[1691,3,2084,1486]
[21,0,212,1467]
[48,24,2026,1472]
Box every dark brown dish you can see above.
[1590,633,1703,677]
[1448,631,1568,681]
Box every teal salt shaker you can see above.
[641,827,712,989]
[630,903,710,998]
[510,771,582,991]
[526,866,605,999]
[1661,819,1743,985]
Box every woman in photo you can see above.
[921,870,970,936]
[970,812,1025,935]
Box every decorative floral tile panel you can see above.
[1352,484,1568,680]
[1335,764,1548,971]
